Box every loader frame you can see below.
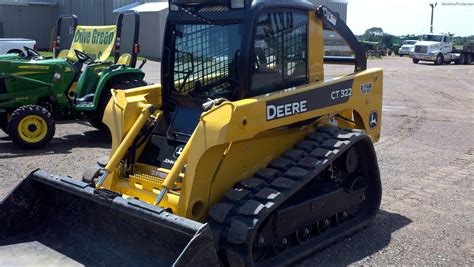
[101,4,382,220]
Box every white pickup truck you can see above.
[0,38,36,55]
[412,33,473,65]
[398,40,418,57]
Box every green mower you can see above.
[0,11,147,149]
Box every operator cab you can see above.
[139,0,315,168]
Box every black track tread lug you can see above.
[268,157,293,170]
[255,188,283,201]
[254,168,280,181]
[282,149,305,161]
[209,127,378,266]
[238,178,265,191]
[320,139,350,149]
[294,140,318,152]
[209,203,234,224]
[271,177,296,189]
[225,188,251,202]
[283,167,309,180]
[310,148,335,160]
[227,219,252,244]
[297,157,322,169]
[336,131,361,141]
[238,200,267,217]
[305,132,331,144]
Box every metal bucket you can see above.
[0,169,219,266]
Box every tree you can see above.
[361,27,397,48]
[362,27,385,42]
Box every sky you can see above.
[346,0,474,36]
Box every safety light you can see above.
[134,43,141,54]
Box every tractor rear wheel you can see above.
[7,49,24,57]
[89,79,147,132]
[7,105,55,149]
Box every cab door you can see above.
[249,10,309,97]
[442,36,452,54]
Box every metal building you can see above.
[0,0,348,56]
[0,0,166,49]
[0,1,57,49]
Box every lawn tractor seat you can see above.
[73,63,101,105]
[57,50,70,59]
[117,53,132,66]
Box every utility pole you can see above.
[430,2,437,33]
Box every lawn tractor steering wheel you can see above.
[74,49,94,64]
[23,46,41,59]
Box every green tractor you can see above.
[360,41,386,57]
[0,11,146,149]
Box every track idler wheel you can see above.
[344,147,359,174]
[273,236,290,254]
[253,237,269,262]
[295,226,312,244]
[315,219,330,234]
[334,211,348,226]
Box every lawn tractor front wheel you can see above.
[7,105,55,149]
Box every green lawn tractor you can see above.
[0,11,147,149]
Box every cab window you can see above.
[251,11,308,96]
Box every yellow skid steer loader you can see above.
[0,1,383,266]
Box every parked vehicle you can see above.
[398,40,417,57]
[412,33,473,65]
[360,41,386,57]
[0,11,146,149]
[0,38,36,56]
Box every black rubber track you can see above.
[208,126,382,266]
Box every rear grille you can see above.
[199,6,229,12]
[415,45,427,53]
[131,172,164,186]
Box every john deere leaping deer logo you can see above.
[173,145,185,159]
[369,111,378,128]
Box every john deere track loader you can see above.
[0,1,383,266]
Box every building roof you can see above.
[113,2,168,13]
[0,0,56,5]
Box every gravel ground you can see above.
[0,56,473,265]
